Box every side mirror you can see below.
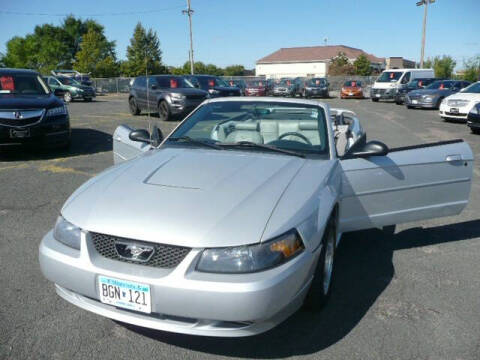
[344,140,389,159]
[129,129,152,144]
[53,88,65,97]
[151,125,163,147]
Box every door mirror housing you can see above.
[344,140,389,159]
[129,129,153,144]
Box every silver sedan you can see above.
[39,97,473,337]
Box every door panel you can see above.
[113,125,152,164]
[339,140,473,232]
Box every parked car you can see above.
[273,78,296,97]
[52,70,93,86]
[467,102,480,134]
[45,76,96,103]
[244,80,267,96]
[185,75,241,97]
[405,80,470,109]
[340,80,364,99]
[0,68,70,148]
[371,68,435,102]
[300,78,329,98]
[225,79,246,96]
[394,78,438,105]
[40,97,473,337]
[128,75,208,121]
[440,82,480,122]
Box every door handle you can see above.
[446,154,462,162]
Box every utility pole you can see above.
[182,0,195,74]
[417,0,435,68]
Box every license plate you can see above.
[450,107,459,114]
[349,93,354,96]
[98,275,151,313]
[376,94,381,97]
[412,100,418,104]
[9,128,30,138]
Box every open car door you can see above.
[113,125,152,164]
[339,139,473,233]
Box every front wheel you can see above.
[303,217,336,311]
[158,100,171,121]
[372,98,379,102]
[129,97,140,115]
[471,128,480,135]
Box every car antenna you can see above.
[145,50,151,135]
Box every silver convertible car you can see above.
[39,98,473,337]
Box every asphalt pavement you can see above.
[1,94,479,360]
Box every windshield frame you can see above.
[461,82,480,94]
[165,100,331,159]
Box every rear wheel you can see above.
[372,98,379,102]
[435,98,444,109]
[63,91,72,103]
[471,128,480,135]
[158,100,171,121]
[129,97,140,115]
[407,105,413,109]
[303,216,336,311]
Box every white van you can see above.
[371,68,435,102]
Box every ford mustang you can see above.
[39,97,473,337]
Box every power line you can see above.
[0,6,184,17]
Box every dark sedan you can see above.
[301,78,329,98]
[186,75,241,97]
[394,78,437,105]
[467,102,480,134]
[0,68,70,149]
[405,80,470,109]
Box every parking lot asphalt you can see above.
[1,94,479,360]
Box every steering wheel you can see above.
[277,132,312,145]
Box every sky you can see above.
[0,0,479,70]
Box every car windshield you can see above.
[462,82,480,93]
[167,101,329,156]
[344,80,362,87]
[377,71,403,82]
[58,77,80,86]
[0,73,50,95]
[426,81,454,90]
[247,80,265,87]
[197,77,228,88]
[162,77,195,88]
[307,78,326,87]
[279,79,293,86]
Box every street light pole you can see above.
[182,0,195,75]
[417,0,435,68]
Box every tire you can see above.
[303,216,336,311]
[84,98,92,102]
[158,100,171,121]
[406,105,413,109]
[471,128,480,135]
[129,97,140,115]
[435,98,443,109]
[63,91,72,103]
[372,98,379,102]
[395,101,402,105]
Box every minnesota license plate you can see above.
[450,107,459,114]
[412,100,418,104]
[98,275,151,313]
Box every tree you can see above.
[462,55,480,82]
[123,23,165,76]
[74,28,119,77]
[328,52,354,75]
[224,65,245,76]
[433,56,456,78]
[353,54,372,76]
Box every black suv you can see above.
[185,75,241,97]
[0,68,70,148]
[129,75,208,121]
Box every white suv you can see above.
[440,82,480,122]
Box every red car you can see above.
[340,80,364,99]
[245,80,267,96]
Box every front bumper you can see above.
[370,88,396,100]
[169,99,205,116]
[439,103,470,121]
[273,88,294,96]
[340,90,363,99]
[0,115,70,147]
[39,230,316,337]
[405,96,439,108]
[305,89,329,98]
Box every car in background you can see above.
[40,97,473,337]
[371,68,434,102]
[186,75,241,97]
[244,80,267,96]
[300,78,329,98]
[394,78,438,105]
[45,76,96,103]
[405,80,470,110]
[128,75,208,121]
[225,79,246,96]
[273,78,296,97]
[340,80,364,99]
[467,102,480,134]
[440,82,480,122]
[0,68,70,149]
[52,70,93,86]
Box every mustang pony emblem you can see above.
[114,242,155,262]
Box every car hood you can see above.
[409,89,448,96]
[445,92,480,101]
[172,88,207,96]
[61,148,307,248]
[0,93,62,109]
[213,86,240,92]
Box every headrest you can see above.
[235,123,258,131]
[299,121,318,130]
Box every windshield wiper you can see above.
[168,136,223,150]
[220,141,306,158]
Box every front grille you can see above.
[91,232,191,268]
[447,99,469,107]
[186,94,206,100]
[0,109,44,127]
[408,95,421,101]
[372,89,386,95]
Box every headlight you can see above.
[170,93,186,100]
[208,89,220,94]
[75,87,83,92]
[196,230,304,273]
[422,95,435,102]
[46,105,67,117]
[53,216,81,249]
